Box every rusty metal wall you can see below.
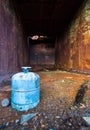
[0,0,29,75]
[0,0,90,77]
[55,0,90,74]
[29,40,55,70]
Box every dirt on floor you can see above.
[0,70,90,129]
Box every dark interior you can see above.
[13,0,84,36]
[12,0,84,70]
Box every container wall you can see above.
[55,0,90,73]
[29,40,55,70]
[0,0,29,75]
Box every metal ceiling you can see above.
[13,0,84,36]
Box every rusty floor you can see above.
[0,70,90,129]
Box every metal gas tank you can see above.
[11,67,40,111]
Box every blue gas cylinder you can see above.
[11,67,40,111]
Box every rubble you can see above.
[0,71,90,129]
[20,113,38,125]
[83,117,90,126]
[1,98,10,107]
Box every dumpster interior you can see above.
[12,0,84,71]
[1,0,90,129]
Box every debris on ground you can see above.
[0,71,90,129]
[83,117,90,126]
[20,113,38,125]
[1,98,10,107]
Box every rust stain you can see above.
[30,42,55,67]
[84,34,90,45]
[55,0,90,74]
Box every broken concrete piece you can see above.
[20,112,38,124]
[15,119,19,124]
[1,98,10,107]
[83,117,90,126]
